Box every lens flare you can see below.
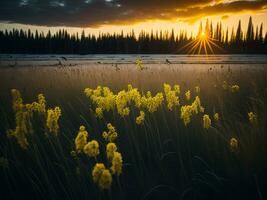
[180,29,224,54]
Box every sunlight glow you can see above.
[180,30,223,54]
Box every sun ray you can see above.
[180,30,224,54]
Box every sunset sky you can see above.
[1,0,267,36]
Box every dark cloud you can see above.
[0,0,266,27]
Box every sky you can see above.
[0,0,267,36]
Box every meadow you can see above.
[0,59,267,200]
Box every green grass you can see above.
[0,63,267,200]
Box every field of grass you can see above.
[0,62,267,200]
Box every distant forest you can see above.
[1,17,267,54]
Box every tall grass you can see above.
[0,63,267,200]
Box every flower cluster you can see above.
[46,107,61,135]
[136,58,144,70]
[141,91,164,113]
[111,152,123,175]
[92,163,112,190]
[195,86,200,93]
[74,125,88,153]
[8,89,58,149]
[180,96,205,126]
[8,89,31,149]
[136,111,145,125]
[164,83,180,111]
[214,113,220,121]
[84,85,164,118]
[106,142,117,161]
[203,114,211,129]
[229,137,238,152]
[185,90,191,101]
[248,112,257,124]
[222,81,240,93]
[84,140,100,158]
[102,123,118,142]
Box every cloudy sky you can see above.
[0,0,267,35]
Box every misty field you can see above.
[0,59,267,200]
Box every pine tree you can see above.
[259,23,263,43]
[246,16,254,41]
[236,20,242,42]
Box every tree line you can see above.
[0,17,267,54]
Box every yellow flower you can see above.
[92,163,112,190]
[230,85,240,93]
[195,86,200,93]
[83,140,100,158]
[75,125,88,153]
[103,123,118,142]
[106,143,117,161]
[8,89,31,149]
[95,107,103,118]
[84,88,93,98]
[141,92,164,113]
[191,96,202,114]
[180,105,192,126]
[136,111,145,125]
[174,84,180,94]
[214,113,219,121]
[99,169,112,190]
[136,58,144,70]
[46,107,61,135]
[92,163,106,183]
[111,152,123,176]
[230,137,238,152]
[248,112,257,124]
[222,81,228,90]
[185,90,191,101]
[37,94,46,113]
[164,83,180,111]
[203,114,211,129]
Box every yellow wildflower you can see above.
[214,113,219,121]
[99,169,112,190]
[141,92,164,113]
[111,152,123,176]
[174,84,180,94]
[37,94,46,113]
[84,88,93,98]
[92,163,112,190]
[203,114,211,129]
[83,140,100,158]
[136,58,144,70]
[164,83,180,111]
[230,137,238,152]
[230,85,240,93]
[106,143,117,161]
[180,105,192,126]
[75,125,88,153]
[46,107,61,135]
[191,96,202,114]
[136,111,145,125]
[103,123,118,142]
[92,163,106,183]
[8,89,31,149]
[222,81,228,90]
[95,107,103,118]
[248,112,257,124]
[185,90,191,101]
[195,86,200,93]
